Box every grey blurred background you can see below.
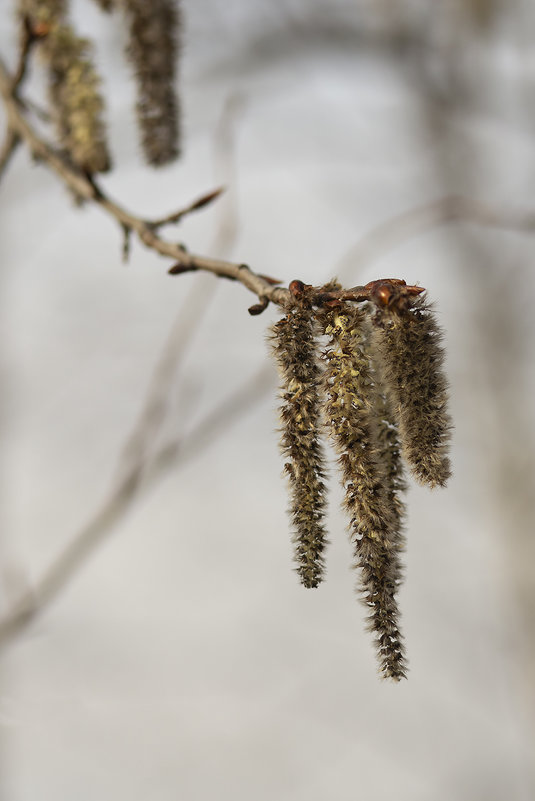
[1,0,535,799]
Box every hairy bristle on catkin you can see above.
[271,305,328,589]
[372,296,452,488]
[121,0,181,166]
[319,306,406,680]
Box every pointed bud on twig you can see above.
[168,263,197,276]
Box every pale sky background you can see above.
[1,1,534,799]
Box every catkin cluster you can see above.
[270,282,451,680]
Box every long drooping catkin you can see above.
[121,0,181,166]
[20,0,110,173]
[271,305,328,589]
[372,296,452,488]
[319,306,406,680]
[47,26,110,173]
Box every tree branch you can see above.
[0,55,290,310]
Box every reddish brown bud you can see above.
[289,280,306,297]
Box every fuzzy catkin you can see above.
[320,306,406,680]
[20,0,110,173]
[121,0,181,166]
[47,26,110,173]
[372,296,452,488]
[271,305,328,589]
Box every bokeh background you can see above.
[1,1,534,799]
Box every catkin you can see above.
[320,306,406,680]
[271,304,328,589]
[47,26,110,173]
[20,0,110,173]
[121,0,181,166]
[372,296,452,488]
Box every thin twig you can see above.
[149,186,225,229]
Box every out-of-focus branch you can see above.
[11,14,36,92]
[337,194,535,281]
[0,365,273,648]
[117,279,214,477]
[0,56,289,311]
[119,94,245,479]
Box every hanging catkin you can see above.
[121,0,181,166]
[372,295,452,488]
[271,302,329,589]
[319,306,406,680]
